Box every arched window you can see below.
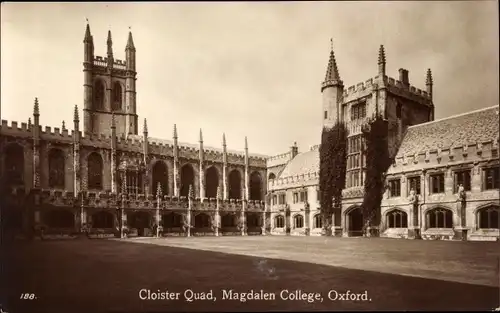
[274,215,285,228]
[249,171,262,201]
[45,209,75,228]
[221,214,236,227]
[4,144,24,185]
[228,170,241,199]
[246,214,260,228]
[87,152,103,190]
[180,164,195,198]
[48,149,65,189]
[313,214,323,229]
[194,213,210,228]
[293,215,304,228]
[268,173,276,180]
[386,209,408,228]
[162,212,182,228]
[205,166,219,199]
[93,80,105,110]
[92,211,114,228]
[152,161,168,196]
[111,82,122,111]
[426,208,453,228]
[478,205,500,229]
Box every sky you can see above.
[1,1,499,156]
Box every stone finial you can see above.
[245,136,248,150]
[199,128,203,142]
[83,20,91,42]
[126,30,135,51]
[426,68,433,85]
[73,105,79,122]
[28,118,32,126]
[324,38,341,83]
[62,120,66,131]
[173,124,178,139]
[33,98,40,116]
[188,184,194,199]
[222,133,226,147]
[156,182,162,198]
[143,118,148,133]
[378,45,386,65]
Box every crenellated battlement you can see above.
[269,171,319,189]
[1,119,31,133]
[266,151,293,168]
[385,76,431,100]
[390,139,500,173]
[93,56,128,70]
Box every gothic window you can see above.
[44,209,75,228]
[87,152,103,190]
[386,209,408,228]
[125,170,143,195]
[162,212,182,228]
[180,164,195,198]
[249,171,262,201]
[351,102,367,121]
[274,215,285,228]
[426,208,453,228]
[228,169,241,199]
[408,176,421,195]
[246,214,260,228]
[93,80,105,110]
[483,167,499,190]
[478,205,499,229]
[272,195,277,205]
[293,192,299,204]
[454,170,471,192]
[313,214,323,229]
[4,144,24,186]
[430,173,445,194]
[221,214,236,228]
[388,179,401,197]
[293,215,304,228]
[278,193,286,205]
[111,82,122,111]
[194,213,210,228]
[300,190,308,202]
[205,166,219,199]
[92,211,114,228]
[152,161,168,196]
[48,148,65,189]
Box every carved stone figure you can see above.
[457,184,466,202]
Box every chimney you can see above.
[291,142,299,158]
[398,68,409,86]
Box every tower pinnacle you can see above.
[143,118,148,133]
[83,21,91,42]
[73,105,79,122]
[378,45,386,75]
[33,98,40,116]
[426,68,433,86]
[107,30,113,54]
[126,31,135,51]
[324,39,341,84]
[199,128,203,142]
[222,133,226,146]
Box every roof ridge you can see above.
[407,105,498,129]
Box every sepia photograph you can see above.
[0,1,499,312]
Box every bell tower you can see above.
[82,22,138,137]
[321,39,344,128]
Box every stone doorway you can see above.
[347,207,364,237]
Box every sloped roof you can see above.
[397,105,499,157]
[278,148,319,179]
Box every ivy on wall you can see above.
[361,115,392,232]
[319,122,348,234]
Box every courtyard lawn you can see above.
[1,236,499,313]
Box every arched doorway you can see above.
[128,211,151,236]
[194,213,211,229]
[221,214,237,228]
[205,166,219,199]
[347,207,364,237]
[92,211,114,228]
[180,164,195,198]
[228,170,241,199]
[162,212,183,230]
[249,172,262,201]
[152,161,168,196]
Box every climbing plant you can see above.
[361,114,392,235]
[319,121,348,235]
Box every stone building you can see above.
[267,44,499,241]
[0,24,268,239]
